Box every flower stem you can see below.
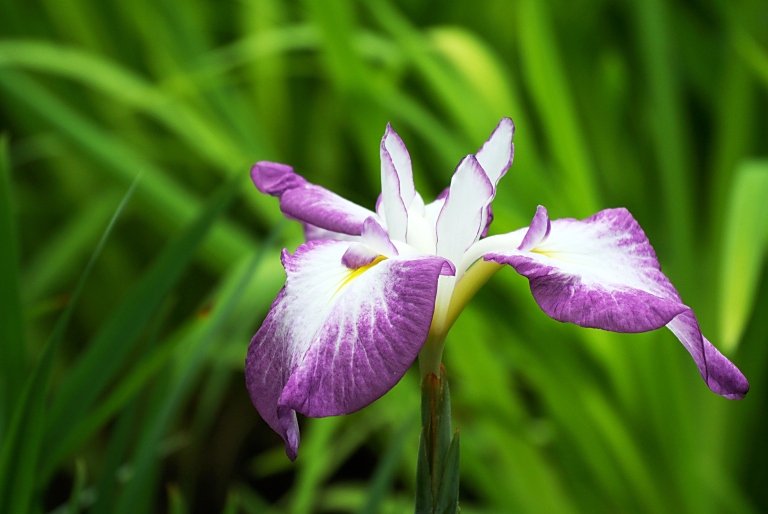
[418,332,446,378]
[415,364,460,514]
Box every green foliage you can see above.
[0,0,766,512]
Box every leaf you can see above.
[357,418,415,514]
[719,160,768,351]
[0,70,255,271]
[111,218,280,514]
[0,134,26,434]
[41,175,243,476]
[516,0,600,218]
[436,431,460,514]
[0,178,138,514]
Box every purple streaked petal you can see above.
[484,207,748,399]
[302,222,361,242]
[341,243,380,269]
[668,312,749,399]
[245,240,451,459]
[517,205,551,252]
[380,124,416,242]
[436,155,494,265]
[252,161,374,236]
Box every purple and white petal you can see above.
[245,240,451,460]
[435,155,494,266]
[341,217,399,269]
[484,207,749,399]
[517,205,551,252]
[361,217,398,258]
[252,161,375,236]
[475,117,515,186]
[475,118,514,235]
[667,312,749,399]
[302,222,361,242]
[380,124,416,242]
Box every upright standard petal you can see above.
[245,240,451,459]
[380,124,416,241]
[484,207,749,399]
[475,117,515,186]
[252,161,375,236]
[475,117,514,236]
[435,155,494,266]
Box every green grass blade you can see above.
[43,175,243,467]
[0,178,138,514]
[111,223,279,514]
[39,334,181,480]
[633,0,694,286]
[0,40,253,173]
[23,191,121,304]
[718,160,768,351]
[436,431,459,514]
[0,134,26,432]
[0,70,254,271]
[357,418,414,514]
[516,0,600,218]
[89,399,140,514]
[66,460,87,514]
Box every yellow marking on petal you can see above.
[530,248,552,258]
[334,255,387,298]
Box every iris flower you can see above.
[246,118,748,460]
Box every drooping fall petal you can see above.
[245,240,452,459]
[252,161,375,236]
[484,206,749,399]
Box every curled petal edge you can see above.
[484,207,749,400]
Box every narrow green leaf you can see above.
[719,160,768,351]
[0,70,255,271]
[0,134,26,432]
[43,175,243,470]
[0,40,253,171]
[633,0,694,285]
[366,0,494,143]
[516,0,600,218]
[0,178,138,514]
[436,431,460,514]
[67,460,87,514]
[40,335,181,480]
[23,192,121,303]
[435,368,452,491]
[222,491,240,514]
[89,399,139,514]
[357,418,414,514]
[415,432,433,514]
[167,485,188,514]
[112,221,279,514]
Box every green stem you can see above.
[415,365,460,514]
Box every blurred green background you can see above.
[1,0,767,512]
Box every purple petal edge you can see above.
[251,161,374,236]
[484,206,749,400]
[341,243,379,268]
[246,240,452,460]
[517,205,550,251]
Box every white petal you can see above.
[435,155,494,266]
